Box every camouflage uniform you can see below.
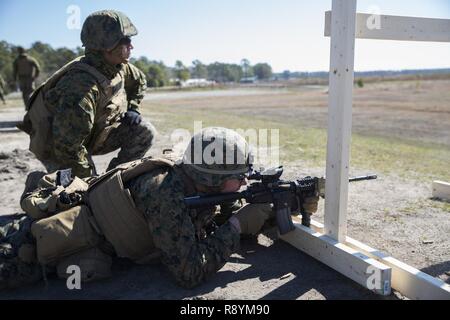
[21,11,154,178]
[0,74,6,104]
[126,164,240,288]
[0,214,42,289]
[123,127,254,288]
[0,162,242,290]
[13,52,40,107]
[40,51,154,177]
[0,128,275,290]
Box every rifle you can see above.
[184,166,377,235]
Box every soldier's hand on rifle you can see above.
[229,203,273,235]
[302,195,319,214]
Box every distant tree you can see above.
[0,41,15,90]
[282,70,291,80]
[174,60,190,83]
[26,41,80,83]
[227,64,243,82]
[207,62,243,83]
[52,48,78,68]
[206,62,224,82]
[240,58,253,78]
[28,41,52,73]
[147,64,167,87]
[132,56,151,74]
[130,57,169,88]
[191,60,208,79]
[253,63,272,80]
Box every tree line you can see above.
[0,41,273,91]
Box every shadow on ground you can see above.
[421,261,450,284]
[0,234,391,300]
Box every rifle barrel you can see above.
[184,174,378,208]
[349,174,377,182]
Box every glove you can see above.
[121,110,142,126]
[302,195,319,214]
[231,203,273,235]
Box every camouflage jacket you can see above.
[43,51,147,177]
[0,74,5,91]
[13,54,40,81]
[126,165,241,289]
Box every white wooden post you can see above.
[324,0,357,242]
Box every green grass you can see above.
[142,103,450,182]
[351,134,450,182]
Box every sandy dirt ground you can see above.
[0,80,449,300]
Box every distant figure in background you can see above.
[13,47,40,108]
[0,74,6,104]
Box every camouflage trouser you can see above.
[99,118,156,171]
[18,78,35,108]
[42,118,156,175]
[41,156,96,176]
[0,89,5,103]
[0,214,42,289]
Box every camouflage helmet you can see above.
[81,10,138,51]
[182,127,253,187]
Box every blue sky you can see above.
[0,0,449,72]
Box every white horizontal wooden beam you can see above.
[307,219,450,300]
[346,237,450,300]
[280,218,392,296]
[325,11,450,42]
[432,181,450,201]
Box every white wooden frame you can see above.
[281,218,392,296]
[325,11,450,42]
[432,181,450,201]
[280,0,450,300]
[307,219,450,300]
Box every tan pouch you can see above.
[22,175,89,220]
[56,247,112,282]
[88,172,155,261]
[21,186,64,220]
[31,205,100,265]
